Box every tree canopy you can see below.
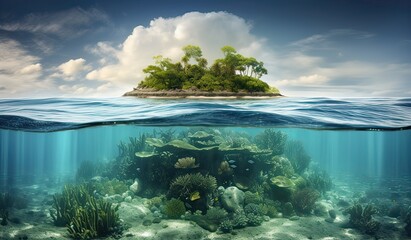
[138,45,276,93]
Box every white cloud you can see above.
[86,11,266,91]
[0,7,108,38]
[290,29,374,50]
[277,74,329,86]
[0,39,53,97]
[56,58,91,81]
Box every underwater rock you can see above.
[129,179,140,194]
[220,186,245,212]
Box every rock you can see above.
[220,186,245,212]
[124,196,132,203]
[328,209,337,219]
[289,216,300,221]
[325,218,335,223]
[129,179,141,194]
[142,219,152,226]
[152,217,162,224]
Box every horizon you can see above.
[0,0,410,98]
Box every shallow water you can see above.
[1,97,411,239]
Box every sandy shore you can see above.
[123,89,283,99]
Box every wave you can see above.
[0,97,410,132]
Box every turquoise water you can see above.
[1,97,411,239]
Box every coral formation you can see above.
[284,140,311,174]
[50,184,121,239]
[174,157,199,169]
[346,203,380,235]
[306,168,332,194]
[169,173,217,200]
[0,193,13,226]
[163,198,186,219]
[255,129,287,155]
[220,186,245,212]
[292,188,320,215]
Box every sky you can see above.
[0,0,410,98]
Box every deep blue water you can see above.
[1,97,411,191]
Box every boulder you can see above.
[220,186,245,212]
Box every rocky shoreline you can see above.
[123,89,283,98]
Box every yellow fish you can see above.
[190,191,201,201]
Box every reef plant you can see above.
[174,157,199,169]
[292,188,320,215]
[50,184,121,239]
[306,168,332,194]
[254,129,287,155]
[0,193,13,226]
[163,198,186,219]
[284,140,311,174]
[76,160,97,182]
[346,203,380,235]
[405,206,411,237]
[169,173,217,200]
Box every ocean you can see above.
[1,97,411,239]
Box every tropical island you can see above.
[123,45,282,98]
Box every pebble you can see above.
[289,216,300,221]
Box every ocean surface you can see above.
[1,97,411,239]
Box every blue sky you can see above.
[0,0,410,97]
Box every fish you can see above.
[230,165,237,168]
[190,191,201,201]
[228,160,236,164]
[246,168,250,171]
[248,160,255,164]
[184,202,192,209]
[136,168,141,171]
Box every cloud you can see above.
[86,11,266,91]
[0,39,53,97]
[290,29,374,50]
[55,58,91,81]
[0,7,109,38]
[277,74,329,86]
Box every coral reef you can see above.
[163,198,186,219]
[255,129,287,155]
[91,178,129,196]
[219,219,234,233]
[306,168,332,194]
[0,192,13,226]
[50,184,121,239]
[284,140,311,174]
[174,157,199,169]
[292,188,320,215]
[169,173,217,200]
[269,156,295,177]
[346,203,380,235]
[220,186,245,212]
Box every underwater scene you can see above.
[1,97,411,240]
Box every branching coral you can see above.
[306,168,332,194]
[346,203,380,235]
[169,173,217,200]
[284,140,311,174]
[174,157,199,169]
[0,193,13,226]
[292,188,320,215]
[254,129,287,155]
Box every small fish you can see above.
[230,165,237,168]
[228,160,236,164]
[190,191,201,201]
[137,168,141,171]
[246,168,250,171]
[248,160,255,164]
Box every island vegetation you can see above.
[124,45,281,97]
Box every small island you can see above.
[124,45,282,98]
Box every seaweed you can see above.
[306,168,332,194]
[254,129,287,155]
[163,198,186,219]
[292,188,320,215]
[346,203,380,235]
[0,193,13,226]
[284,140,311,174]
[50,184,121,239]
